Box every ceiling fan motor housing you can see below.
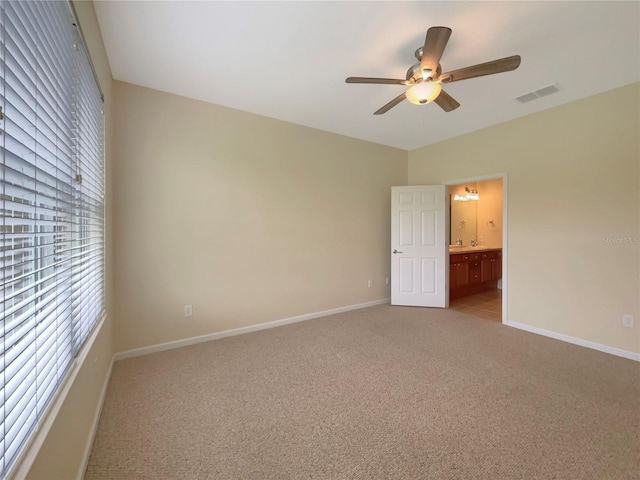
[406,61,442,81]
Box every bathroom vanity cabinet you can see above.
[449,248,502,300]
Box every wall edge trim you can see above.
[114,298,391,361]
[506,320,640,361]
[76,354,115,480]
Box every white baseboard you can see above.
[506,321,640,362]
[114,298,390,361]
[77,355,114,480]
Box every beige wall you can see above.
[25,1,115,479]
[409,82,640,354]
[112,82,407,352]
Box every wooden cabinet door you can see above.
[480,251,500,283]
[455,262,469,287]
[481,259,493,282]
[494,255,502,280]
[450,263,457,289]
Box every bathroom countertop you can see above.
[449,246,502,254]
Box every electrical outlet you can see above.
[385,276,389,285]
[367,279,372,288]
[184,305,193,318]
[622,314,634,328]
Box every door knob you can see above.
[393,249,403,254]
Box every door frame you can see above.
[442,172,508,324]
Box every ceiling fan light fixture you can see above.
[345,26,521,115]
[406,81,442,105]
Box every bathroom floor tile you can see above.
[450,288,502,322]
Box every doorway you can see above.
[444,174,507,324]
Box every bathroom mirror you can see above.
[450,196,477,246]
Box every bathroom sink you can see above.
[449,245,494,251]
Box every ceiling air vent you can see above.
[516,84,561,103]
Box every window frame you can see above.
[0,1,106,478]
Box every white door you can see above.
[391,186,448,307]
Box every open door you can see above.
[391,186,448,307]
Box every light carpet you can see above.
[85,305,640,479]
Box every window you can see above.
[0,1,105,477]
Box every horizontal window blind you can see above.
[0,1,105,477]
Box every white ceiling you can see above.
[94,1,640,151]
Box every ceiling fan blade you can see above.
[346,77,411,85]
[434,89,460,112]
[440,55,521,83]
[419,26,452,79]
[374,92,407,115]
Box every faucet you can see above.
[456,238,463,246]
[470,239,478,247]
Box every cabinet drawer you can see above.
[481,251,497,260]
[469,268,481,283]
[469,253,481,261]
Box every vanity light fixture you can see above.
[465,187,479,200]
[453,187,480,201]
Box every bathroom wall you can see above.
[450,184,478,246]
[449,180,503,248]
[476,179,503,248]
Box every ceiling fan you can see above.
[345,26,521,115]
